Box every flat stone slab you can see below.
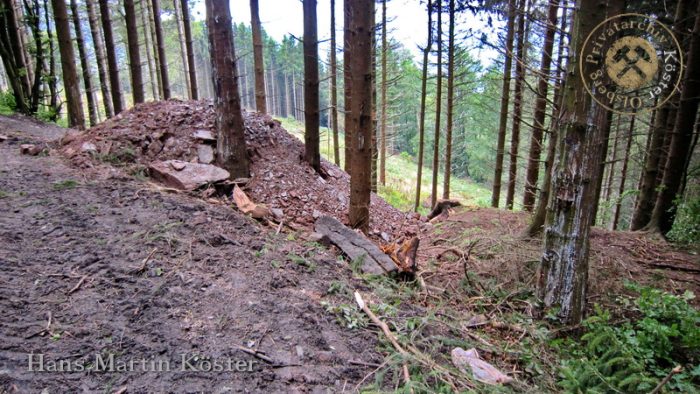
[193,129,216,142]
[149,160,230,191]
[314,216,398,275]
[197,144,214,164]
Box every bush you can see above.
[558,283,700,393]
[0,90,16,113]
[668,197,700,246]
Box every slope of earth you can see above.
[60,100,420,241]
[0,115,384,393]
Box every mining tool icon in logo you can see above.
[581,13,683,115]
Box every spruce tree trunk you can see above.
[442,0,455,199]
[525,1,568,236]
[69,0,98,126]
[370,3,377,194]
[611,115,635,230]
[346,0,373,231]
[0,0,30,114]
[343,0,352,173]
[205,0,249,178]
[44,0,59,116]
[285,72,292,117]
[151,0,170,99]
[414,0,432,211]
[522,0,559,211]
[250,0,266,113]
[85,0,113,117]
[98,0,123,113]
[379,0,387,186]
[181,0,198,100]
[538,0,608,325]
[52,0,85,129]
[140,0,158,100]
[491,0,516,208]
[145,0,162,98]
[173,0,190,98]
[645,5,700,234]
[124,0,145,104]
[330,0,340,166]
[303,0,321,173]
[430,0,443,209]
[506,0,526,210]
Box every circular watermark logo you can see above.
[580,13,683,114]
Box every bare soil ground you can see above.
[0,115,383,393]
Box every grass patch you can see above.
[279,117,491,214]
[51,179,79,191]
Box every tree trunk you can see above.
[0,0,30,114]
[379,0,387,185]
[124,0,144,105]
[346,0,373,231]
[505,0,527,210]
[205,0,249,178]
[250,0,266,113]
[525,0,568,236]
[414,0,432,211]
[611,115,635,230]
[522,0,559,211]
[370,2,377,193]
[52,0,85,128]
[173,0,190,98]
[343,0,352,173]
[430,0,443,209]
[442,0,455,199]
[43,0,59,115]
[303,0,321,173]
[69,0,97,125]
[145,0,162,98]
[590,109,613,226]
[330,0,340,166]
[140,0,158,100]
[285,72,292,117]
[491,0,516,208]
[151,0,170,99]
[538,0,609,325]
[21,0,44,114]
[181,0,198,100]
[85,0,112,117]
[645,5,700,234]
[98,0,123,113]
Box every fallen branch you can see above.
[650,366,682,394]
[130,248,158,274]
[355,291,412,392]
[234,345,300,368]
[67,275,88,295]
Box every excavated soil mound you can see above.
[61,99,420,241]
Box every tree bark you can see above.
[414,0,432,211]
[181,0,198,100]
[124,0,145,105]
[430,0,443,209]
[173,0,190,98]
[330,0,340,165]
[506,0,527,210]
[140,0,158,100]
[303,0,321,173]
[525,1,568,236]
[343,0,352,173]
[69,0,97,125]
[611,115,635,230]
[442,0,455,199]
[346,0,373,231]
[98,0,123,113]
[0,0,30,114]
[379,0,387,185]
[145,0,162,98]
[86,0,112,117]
[522,0,559,211]
[250,0,266,113]
[151,0,170,99]
[645,5,700,234]
[205,0,249,178]
[491,0,516,208]
[52,0,84,128]
[537,0,608,325]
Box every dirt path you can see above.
[0,116,380,393]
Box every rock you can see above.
[193,129,215,142]
[60,131,81,145]
[0,134,8,142]
[197,144,214,164]
[304,232,331,247]
[314,216,398,275]
[149,160,230,190]
[80,142,98,153]
[20,144,42,156]
[271,208,284,220]
[147,140,163,156]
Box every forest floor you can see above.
[1,101,698,392]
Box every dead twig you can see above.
[355,291,413,393]
[234,345,300,368]
[650,366,682,394]
[67,275,88,295]
[130,248,158,274]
